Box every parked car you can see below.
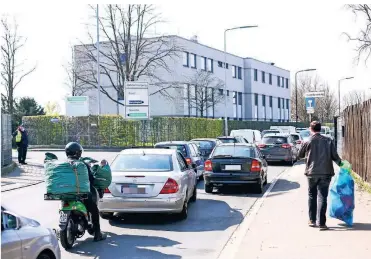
[1,206,61,259]
[296,127,307,133]
[261,129,281,137]
[203,143,268,194]
[98,148,197,220]
[190,138,222,160]
[270,126,296,134]
[290,133,304,149]
[321,126,333,140]
[299,129,311,142]
[230,129,262,144]
[217,136,248,143]
[258,133,299,165]
[154,141,204,179]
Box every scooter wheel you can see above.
[60,218,76,250]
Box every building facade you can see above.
[77,35,291,122]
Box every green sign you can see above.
[67,96,87,102]
[127,113,147,117]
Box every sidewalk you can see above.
[234,163,371,259]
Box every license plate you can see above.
[59,212,67,223]
[225,165,241,170]
[121,184,146,194]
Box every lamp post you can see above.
[295,68,316,126]
[96,4,101,115]
[338,77,354,116]
[224,25,258,136]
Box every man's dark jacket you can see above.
[298,133,342,177]
[12,130,29,147]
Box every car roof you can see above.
[263,133,290,137]
[217,136,237,139]
[191,138,217,141]
[217,143,254,147]
[120,148,176,155]
[155,141,189,145]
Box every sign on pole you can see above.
[65,96,89,116]
[124,81,150,120]
[304,91,325,98]
[305,97,315,114]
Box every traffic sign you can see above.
[124,81,150,120]
[126,106,149,119]
[65,96,89,117]
[50,118,59,123]
[305,97,316,109]
[125,88,149,106]
[304,91,325,98]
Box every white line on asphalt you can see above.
[216,167,289,259]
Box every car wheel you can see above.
[190,186,197,202]
[100,212,114,220]
[263,174,268,185]
[204,183,213,193]
[177,198,188,220]
[37,251,53,259]
[254,180,263,194]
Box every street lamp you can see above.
[224,25,258,136]
[295,68,316,125]
[338,77,354,116]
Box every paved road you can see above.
[3,151,290,259]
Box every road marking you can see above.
[216,168,289,259]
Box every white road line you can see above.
[216,168,289,259]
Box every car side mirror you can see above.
[262,155,266,159]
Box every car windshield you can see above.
[111,154,173,171]
[218,138,237,143]
[192,140,215,150]
[262,130,280,135]
[300,130,311,138]
[291,135,300,141]
[155,144,187,157]
[212,146,256,158]
[262,136,288,144]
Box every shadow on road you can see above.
[68,233,181,259]
[108,198,243,232]
[330,222,371,231]
[269,178,300,193]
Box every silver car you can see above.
[1,206,61,259]
[98,148,197,220]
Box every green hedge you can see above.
[22,115,307,147]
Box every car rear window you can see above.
[262,136,288,144]
[263,130,280,135]
[212,146,256,158]
[300,130,310,138]
[192,140,215,150]
[218,138,237,143]
[155,144,187,157]
[291,135,300,141]
[111,154,173,171]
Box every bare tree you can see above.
[345,4,371,64]
[75,4,182,106]
[342,89,368,106]
[1,17,36,114]
[315,83,337,122]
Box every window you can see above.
[233,92,236,104]
[176,153,188,171]
[269,96,273,107]
[190,53,196,68]
[262,71,265,83]
[269,73,272,85]
[189,144,197,156]
[282,77,285,88]
[154,144,187,157]
[227,90,230,96]
[262,95,266,107]
[191,144,200,155]
[183,52,189,67]
[200,56,206,70]
[213,146,256,158]
[207,58,213,72]
[219,89,223,95]
[238,92,242,105]
[2,212,18,229]
[226,63,229,69]
[218,61,223,67]
[282,98,285,109]
[111,154,173,171]
[254,69,258,81]
[278,98,281,108]
[237,67,242,79]
[277,76,280,86]
[255,94,258,106]
[286,78,289,88]
[232,65,236,78]
[286,99,289,109]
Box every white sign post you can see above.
[124,82,150,120]
[65,96,89,116]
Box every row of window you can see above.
[254,94,290,109]
[182,52,242,80]
[253,69,289,88]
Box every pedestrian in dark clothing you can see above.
[12,125,29,165]
[298,121,342,230]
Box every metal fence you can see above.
[1,114,12,167]
[342,100,371,184]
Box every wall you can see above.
[1,114,12,167]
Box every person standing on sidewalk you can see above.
[298,121,342,230]
[12,125,29,165]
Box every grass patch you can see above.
[351,171,371,194]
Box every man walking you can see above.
[12,125,29,165]
[298,121,342,230]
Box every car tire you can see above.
[204,183,213,193]
[177,198,188,220]
[190,186,197,202]
[254,180,263,194]
[263,174,268,185]
[37,252,53,259]
[100,212,114,219]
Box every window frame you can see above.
[237,67,242,79]
[232,65,237,78]
[207,58,213,72]
[286,78,289,88]
[254,69,258,81]
[269,73,272,85]
[277,76,280,86]
[183,52,189,67]
[200,56,206,70]
[190,53,196,69]
[176,152,188,171]
[262,71,265,83]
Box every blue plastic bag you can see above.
[329,161,355,226]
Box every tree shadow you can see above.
[108,198,243,232]
[269,178,300,193]
[68,232,181,259]
[329,222,371,231]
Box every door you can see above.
[176,153,194,199]
[1,212,22,259]
[288,136,298,157]
[190,144,203,176]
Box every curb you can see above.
[1,180,44,192]
[1,162,17,176]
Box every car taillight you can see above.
[281,144,291,149]
[251,159,261,172]
[258,144,266,148]
[296,140,302,144]
[104,188,110,193]
[185,158,192,165]
[160,178,179,194]
[204,160,212,171]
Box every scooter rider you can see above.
[65,142,107,242]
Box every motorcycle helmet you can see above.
[65,142,83,159]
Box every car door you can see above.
[256,147,268,176]
[288,136,298,157]
[191,143,204,176]
[176,152,195,200]
[1,212,22,259]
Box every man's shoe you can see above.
[21,162,27,165]
[94,231,107,242]
[319,225,329,231]
[308,220,316,227]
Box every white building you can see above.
[76,35,291,122]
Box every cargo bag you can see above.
[329,160,355,226]
[91,164,112,190]
[44,152,90,195]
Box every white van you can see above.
[230,129,262,144]
[270,126,296,134]
[321,126,333,140]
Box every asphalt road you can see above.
[3,151,290,259]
